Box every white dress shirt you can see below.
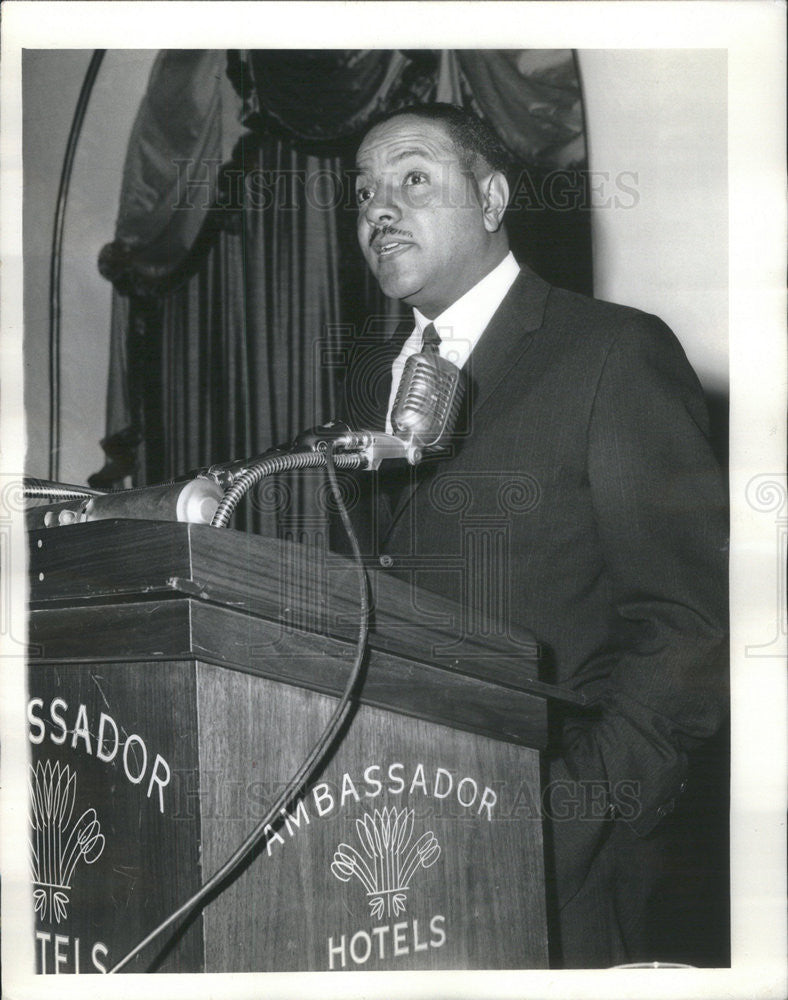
[385,252,521,431]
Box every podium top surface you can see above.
[28,520,583,745]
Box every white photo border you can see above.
[1,3,785,999]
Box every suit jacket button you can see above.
[379,555,394,568]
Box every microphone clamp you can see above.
[294,422,418,469]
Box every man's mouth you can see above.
[369,225,414,258]
[375,239,412,258]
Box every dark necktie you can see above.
[421,323,441,355]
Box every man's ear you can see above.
[480,171,509,233]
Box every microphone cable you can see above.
[108,442,371,973]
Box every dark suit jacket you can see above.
[338,265,729,963]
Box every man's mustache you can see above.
[369,224,414,247]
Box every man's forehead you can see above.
[355,116,457,171]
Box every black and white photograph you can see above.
[1,3,785,999]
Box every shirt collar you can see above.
[412,251,520,365]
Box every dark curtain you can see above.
[156,138,379,536]
[93,49,590,540]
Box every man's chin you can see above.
[376,272,423,304]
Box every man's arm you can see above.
[550,314,729,908]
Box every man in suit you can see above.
[343,102,728,968]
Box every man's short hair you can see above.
[363,102,511,178]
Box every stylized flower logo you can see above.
[29,760,105,923]
[331,806,440,919]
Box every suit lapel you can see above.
[383,266,551,540]
[463,265,550,419]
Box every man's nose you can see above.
[362,185,401,227]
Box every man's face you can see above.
[355,116,494,318]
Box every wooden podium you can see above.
[26,519,574,974]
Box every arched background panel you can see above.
[23,49,159,484]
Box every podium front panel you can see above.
[27,660,204,973]
[196,662,547,971]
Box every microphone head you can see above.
[391,352,465,452]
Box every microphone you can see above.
[49,350,468,529]
[293,351,466,469]
[390,350,465,454]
